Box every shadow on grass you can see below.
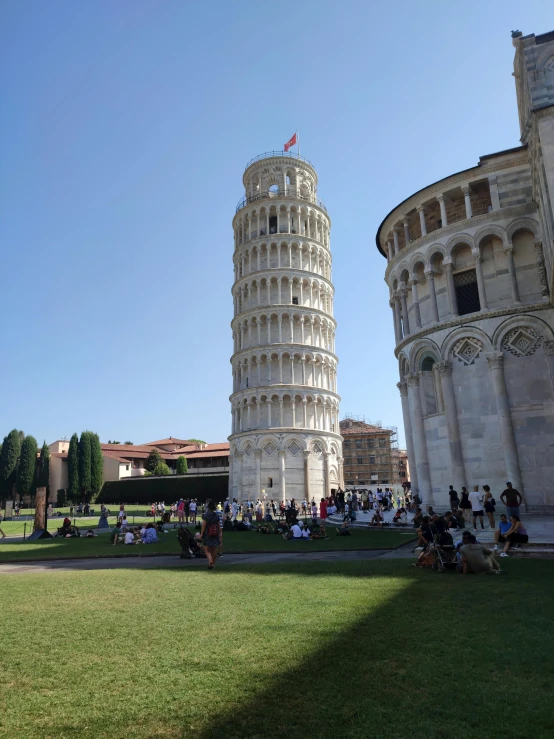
[195,560,554,739]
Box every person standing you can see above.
[231,498,238,522]
[177,499,185,524]
[468,485,485,532]
[189,499,197,524]
[500,482,523,518]
[483,485,495,529]
[448,485,459,511]
[319,497,328,523]
[459,486,471,524]
[0,512,5,538]
[201,499,222,569]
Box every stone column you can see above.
[237,451,244,500]
[417,206,427,236]
[410,279,422,328]
[302,398,307,426]
[303,450,311,502]
[390,300,400,344]
[403,217,410,244]
[278,449,286,503]
[397,380,419,496]
[503,245,521,305]
[267,399,272,427]
[437,194,448,227]
[323,452,331,498]
[394,296,403,340]
[406,372,432,505]
[545,341,554,389]
[486,352,525,503]
[488,175,500,210]
[279,397,284,426]
[425,269,440,322]
[386,240,393,261]
[436,361,467,491]
[399,286,410,335]
[534,240,550,302]
[444,260,458,316]
[473,252,488,311]
[393,228,400,256]
[338,456,345,488]
[462,186,472,219]
[254,449,262,499]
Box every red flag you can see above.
[284,133,297,152]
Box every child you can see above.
[311,501,318,525]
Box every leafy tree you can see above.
[36,441,50,492]
[17,435,37,497]
[146,448,162,473]
[90,433,103,495]
[187,438,206,444]
[124,441,133,445]
[68,433,80,499]
[0,429,21,496]
[176,455,188,475]
[79,431,92,495]
[152,461,171,476]
[108,440,121,444]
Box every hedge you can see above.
[96,474,229,505]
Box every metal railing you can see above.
[236,189,327,213]
[244,150,315,170]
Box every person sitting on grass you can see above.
[336,521,352,536]
[494,515,528,557]
[275,520,288,535]
[110,521,122,545]
[412,507,424,528]
[460,534,500,574]
[288,521,304,539]
[416,516,433,549]
[258,523,273,534]
[141,523,158,544]
[124,530,136,545]
[370,510,384,527]
[85,529,96,538]
[310,524,329,540]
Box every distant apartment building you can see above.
[340,418,397,488]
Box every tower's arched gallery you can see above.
[229,152,343,502]
[376,30,554,511]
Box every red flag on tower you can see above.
[284,133,297,152]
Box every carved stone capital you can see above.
[461,185,471,196]
[436,194,446,203]
[278,449,286,458]
[397,380,408,397]
[303,450,311,460]
[436,360,452,376]
[503,245,514,255]
[424,269,436,279]
[406,371,421,387]
[254,449,263,459]
[443,259,453,269]
[486,351,504,370]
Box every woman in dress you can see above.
[459,487,471,524]
[98,505,110,529]
[319,497,328,522]
[201,499,222,569]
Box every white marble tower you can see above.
[229,151,343,503]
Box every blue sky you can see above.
[1,0,551,447]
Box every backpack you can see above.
[207,521,220,538]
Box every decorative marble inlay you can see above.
[263,441,277,456]
[312,441,324,457]
[287,441,302,457]
[502,327,543,357]
[244,443,253,457]
[452,337,484,366]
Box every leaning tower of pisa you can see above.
[229,151,343,503]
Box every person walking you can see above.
[459,486,471,524]
[468,485,485,532]
[483,485,495,529]
[319,497,328,523]
[500,482,523,518]
[177,498,185,524]
[448,485,459,511]
[201,499,222,569]
[0,512,6,538]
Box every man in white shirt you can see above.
[290,522,303,538]
[124,531,135,545]
[231,499,238,521]
[468,486,485,532]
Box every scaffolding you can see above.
[340,415,398,488]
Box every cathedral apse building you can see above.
[376,30,554,511]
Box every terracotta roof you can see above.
[102,451,134,464]
[178,443,230,455]
[340,422,391,435]
[188,450,230,459]
[101,443,155,452]
[143,437,194,446]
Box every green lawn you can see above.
[0,527,413,561]
[0,559,552,738]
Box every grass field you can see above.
[0,527,413,561]
[1,558,552,738]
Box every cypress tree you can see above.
[36,441,50,491]
[176,455,188,475]
[79,431,92,496]
[17,435,37,497]
[0,429,21,496]
[68,434,79,499]
[90,433,103,496]
[146,448,162,472]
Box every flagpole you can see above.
[297,130,300,158]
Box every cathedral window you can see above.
[454,269,481,315]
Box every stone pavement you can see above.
[0,547,416,575]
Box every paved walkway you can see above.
[0,547,416,575]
